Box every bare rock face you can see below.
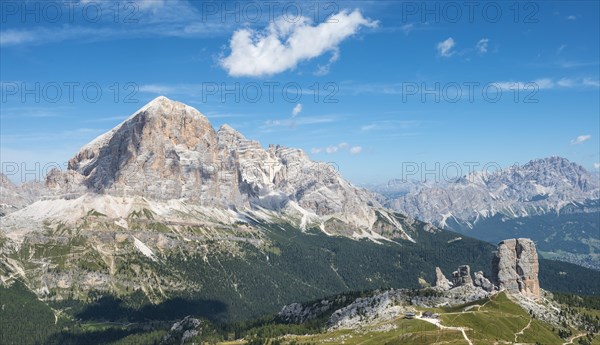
[492,238,540,299]
[473,271,494,292]
[434,267,452,291]
[451,265,473,287]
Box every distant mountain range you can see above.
[388,156,598,226]
[369,157,600,269]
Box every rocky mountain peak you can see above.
[218,123,240,134]
[61,96,217,197]
[35,97,413,239]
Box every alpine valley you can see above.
[1,97,599,345]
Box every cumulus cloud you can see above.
[350,146,363,155]
[571,135,591,145]
[594,163,600,169]
[219,9,378,77]
[437,37,455,57]
[476,38,489,54]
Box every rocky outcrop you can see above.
[492,238,540,299]
[434,267,452,291]
[451,265,473,287]
[161,316,206,344]
[473,271,494,292]
[327,290,408,330]
[279,300,336,324]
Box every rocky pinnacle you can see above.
[492,238,541,299]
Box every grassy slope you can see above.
[438,293,562,344]
[227,292,565,345]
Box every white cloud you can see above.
[350,146,363,155]
[594,163,600,170]
[476,38,489,54]
[311,142,361,155]
[139,84,179,94]
[566,15,577,20]
[1,1,228,47]
[361,120,422,131]
[492,77,600,91]
[401,23,414,35]
[534,78,555,89]
[325,146,339,154]
[314,48,340,76]
[361,124,378,131]
[219,9,378,77]
[0,30,37,46]
[557,78,574,87]
[134,0,166,10]
[437,37,455,57]
[583,78,600,87]
[571,135,591,145]
[262,115,336,131]
[292,104,302,117]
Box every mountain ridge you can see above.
[3,96,417,241]
[386,156,599,229]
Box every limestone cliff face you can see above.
[45,96,411,238]
[492,238,540,299]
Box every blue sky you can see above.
[1,0,599,184]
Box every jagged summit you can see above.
[79,96,209,152]
[218,123,238,133]
[37,97,419,240]
[390,156,599,228]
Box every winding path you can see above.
[416,315,473,345]
[514,318,532,343]
[563,333,587,345]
